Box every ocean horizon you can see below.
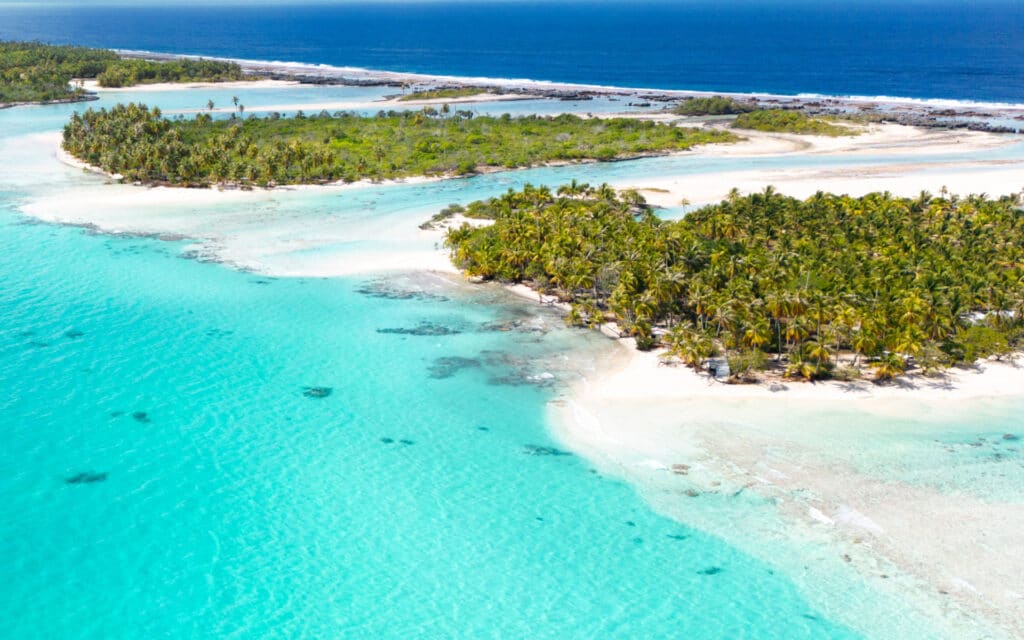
[2,1,1024,103]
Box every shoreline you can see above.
[169,92,541,115]
[546,336,1024,638]
[52,128,741,193]
[0,94,99,110]
[53,132,450,193]
[76,78,296,93]
[114,48,1024,113]
[501,267,1024,405]
[50,118,1022,198]
[106,50,1024,136]
[575,335,1024,405]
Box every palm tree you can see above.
[872,353,906,381]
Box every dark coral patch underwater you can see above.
[303,386,333,398]
[65,471,107,484]
[355,280,450,302]
[427,356,481,379]
[522,445,572,457]
[378,322,463,337]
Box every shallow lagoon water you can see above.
[0,202,866,638]
[2,82,1022,639]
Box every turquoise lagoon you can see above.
[2,84,1022,639]
[0,188,856,639]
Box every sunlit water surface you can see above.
[1,83,1021,639]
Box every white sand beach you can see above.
[546,335,1024,638]
[700,122,1015,157]
[621,123,1023,207]
[171,92,537,115]
[77,78,298,92]
[625,159,1024,210]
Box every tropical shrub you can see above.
[733,109,858,136]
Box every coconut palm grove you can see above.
[445,184,1024,381]
[60,103,735,186]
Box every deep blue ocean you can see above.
[2,1,1023,103]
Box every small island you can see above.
[0,41,246,107]
[60,103,737,187]
[445,184,1024,382]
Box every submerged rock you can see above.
[1003,433,1020,441]
[303,386,333,398]
[377,322,462,337]
[65,471,107,484]
[427,357,481,379]
[671,464,690,475]
[355,280,449,302]
[479,319,548,335]
[480,350,530,368]
[521,444,572,457]
[479,320,521,333]
[487,371,557,388]
[178,249,220,264]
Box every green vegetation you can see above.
[96,58,244,88]
[62,103,737,187]
[398,87,494,102]
[675,96,753,116]
[420,203,470,229]
[1,41,246,106]
[1,41,116,104]
[733,109,858,136]
[445,184,1024,381]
